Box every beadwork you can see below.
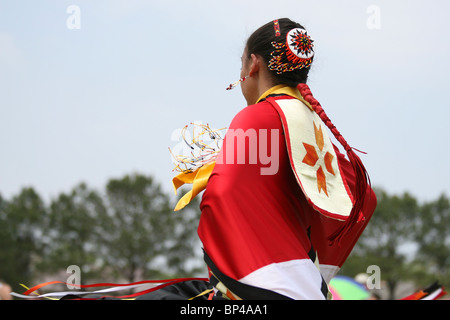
[273,19,281,37]
[268,28,314,74]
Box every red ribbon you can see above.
[23,277,209,297]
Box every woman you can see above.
[21,18,376,301]
[194,18,377,300]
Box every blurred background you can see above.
[0,0,448,299]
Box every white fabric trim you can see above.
[422,288,444,300]
[238,259,326,300]
[276,99,353,218]
[318,264,340,284]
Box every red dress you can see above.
[198,93,377,299]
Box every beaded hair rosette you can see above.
[268,27,315,74]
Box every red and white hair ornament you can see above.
[269,28,315,74]
[273,19,281,37]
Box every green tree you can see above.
[413,194,450,287]
[0,188,48,293]
[40,183,109,283]
[103,173,201,283]
[341,187,420,299]
[167,189,204,277]
[0,193,14,287]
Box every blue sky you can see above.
[1,0,449,203]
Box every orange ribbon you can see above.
[172,161,216,211]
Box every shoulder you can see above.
[229,100,282,131]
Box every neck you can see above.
[247,76,274,105]
[256,84,288,103]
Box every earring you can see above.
[226,75,249,90]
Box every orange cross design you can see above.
[302,122,335,196]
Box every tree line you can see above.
[0,173,203,295]
[341,188,449,299]
[0,173,448,299]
